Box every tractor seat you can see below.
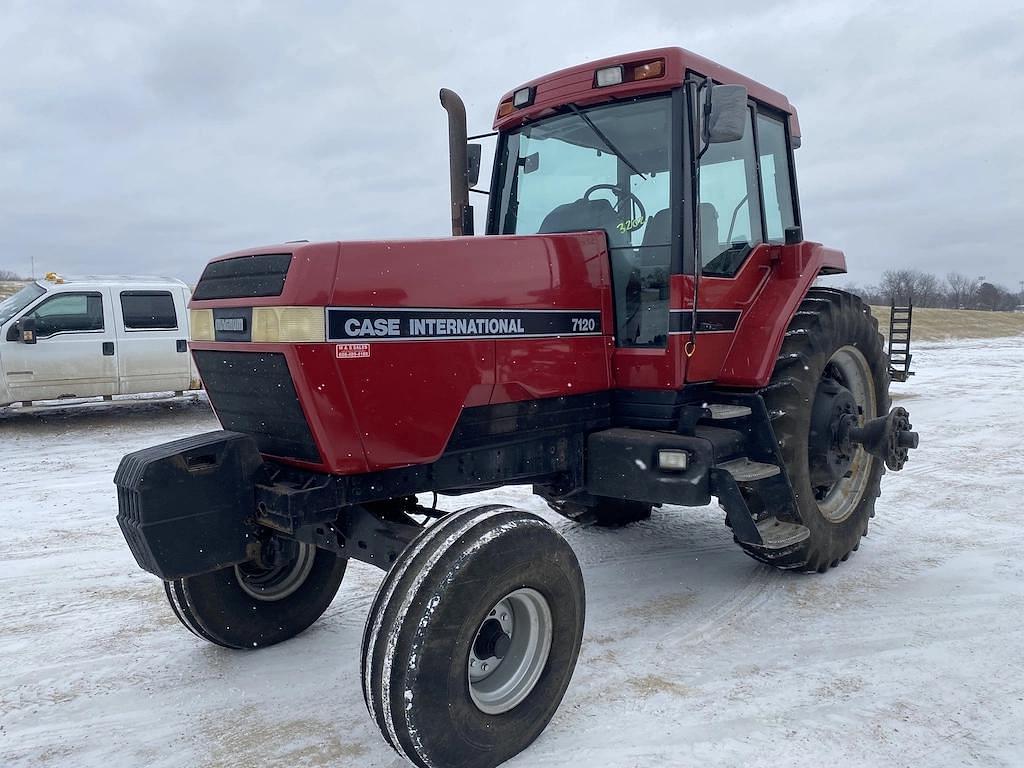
[538,198,628,249]
[639,208,671,267]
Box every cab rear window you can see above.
[120,291,177,330]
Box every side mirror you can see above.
[18,317,38,344]
[706,84,748,144]
[466,143,482,188]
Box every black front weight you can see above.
[115,430,263,580]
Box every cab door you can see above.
[686,97,798,382]
[3,289,118,401]
[113,288,191,394]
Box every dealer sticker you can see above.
[336,343,370,359]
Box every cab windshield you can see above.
[493,95,674,347]
[0,282,45,325]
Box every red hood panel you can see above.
[191,233,616,474]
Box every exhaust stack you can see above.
[439,88,473,236]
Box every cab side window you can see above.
[756,113,796,242]
[121,291,177,330]
[698,109,762,275]
[24,292,104,338]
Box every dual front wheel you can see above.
[164,541,346,649]
[361,505,585,768]
[164,505,586,768]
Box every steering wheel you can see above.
[583,183,647,224]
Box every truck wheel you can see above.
[551,497,652,527]
[164,542,346,649]
[361,505,585,768]
[756,288,889,572]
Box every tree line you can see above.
[840,270,1024,311]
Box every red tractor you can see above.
[116,48,918,768]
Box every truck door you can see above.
[3,289,118,401]
[114,289,191,394]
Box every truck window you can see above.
[25,292,104,338]
[120,291,178,330]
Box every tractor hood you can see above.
[188,233,615,476]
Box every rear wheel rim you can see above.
[813,345,877,523]
[468,588,553,715]
[234,542,316,602]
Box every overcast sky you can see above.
[1,0,1021,289]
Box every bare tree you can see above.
[0,269,26,281]
[945,272,978,309]
[878,270,915,303]
[835,269,1014,311]
[912,272,942,306]
[877,269,940,305]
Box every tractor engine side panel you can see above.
[329,233,613,472]
[328,339,497,471]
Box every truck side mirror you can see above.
[467,143,482,188]
[706,84,748,144]
[18,317,38,344]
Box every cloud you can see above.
[0,0,1020,289]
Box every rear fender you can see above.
[718,242,846,388]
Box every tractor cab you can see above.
[442,48,830,393]
[490,94,674,347]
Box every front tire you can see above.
[164,542,347,649]
[756,288,889,572]
[361,505,585,768]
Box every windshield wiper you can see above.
[568,104,647,181]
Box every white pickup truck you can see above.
[0,274,200,407]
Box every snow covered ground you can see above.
[2,337,1022,767]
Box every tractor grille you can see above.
[193,350,321,462]
[192,253,292,300]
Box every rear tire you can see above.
[755,288,889,572]
[164,542,347,649]
[362,505,585,768]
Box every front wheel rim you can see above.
[468,588,553,715]
[234,542,316,602]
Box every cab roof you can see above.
[36,274,188,290]
[493,46,800,140]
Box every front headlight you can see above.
[251,307,326,343]
[189,309,214,341]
